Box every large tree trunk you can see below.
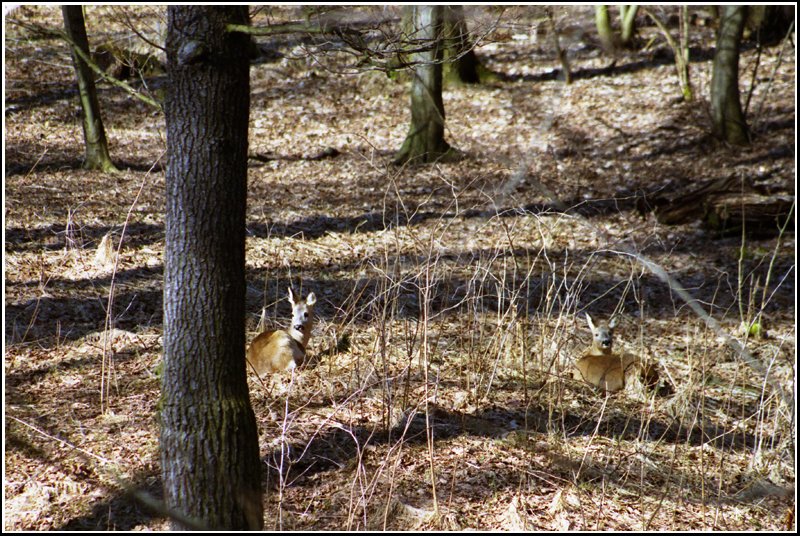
[61,6,117,173]
[711,6,749,145]
[161,6,263,530]
[394,6,453,165]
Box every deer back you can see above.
[573,352,639,392]
[246,329,305,376]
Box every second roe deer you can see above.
[573,313,658,392]
[247,288,316,377]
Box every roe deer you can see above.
[573,313,658,392]
[247,288,316,377]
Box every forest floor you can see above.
[4,6,796,531]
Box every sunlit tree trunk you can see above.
[596,5,638,53]
[161,6,263,530]
[61,5,117,173]
[619,5,638,46]
[595,5,616,53]
[394,6,453,165]
[643,6,693,101]
[711,5,749,145]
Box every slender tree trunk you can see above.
[162,6,263,530]
[394,6,453,165]
[61,6,117,173]
[619,5,638,46]
[644,7,693,101]
[711,5,749,145]
[678,5,693,101]
[595,5,616,54]
[546,7,571,84]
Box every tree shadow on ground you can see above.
[5,221,164,254]
[4,147,167,177]
[59,477,165,531]
[494,45,718,85]
[5,417,165,531]
[7,227,793,349]
[263,393,768,499]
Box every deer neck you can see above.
[288,325,311,352]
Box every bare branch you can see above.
[7,16,162,110]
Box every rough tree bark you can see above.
[161,6,263,530]
[61,5,117,173]
[711,5,749,145]
[394,5,453,165]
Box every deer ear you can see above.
[608,316,618,329]
[585,313,595,331]
[287,287,296,304]
[306,292,317,306]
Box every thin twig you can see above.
[100,155,161,413]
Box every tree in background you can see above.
[643,6,693,102]
[62,6,118,173]
[442,6,481,85]
[387,6,493,86]
[742,5,795,46]
[711,6,749,145]
[394,6,453,165]
[595,5,638,54]
[617,5,638,46]
[161,6,263,530]
[546,6,572,84]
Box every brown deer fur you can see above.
[573,314,658,392]
[247,288,316,377]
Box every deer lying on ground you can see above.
[247,288,316,377]
[573,313,659,392]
